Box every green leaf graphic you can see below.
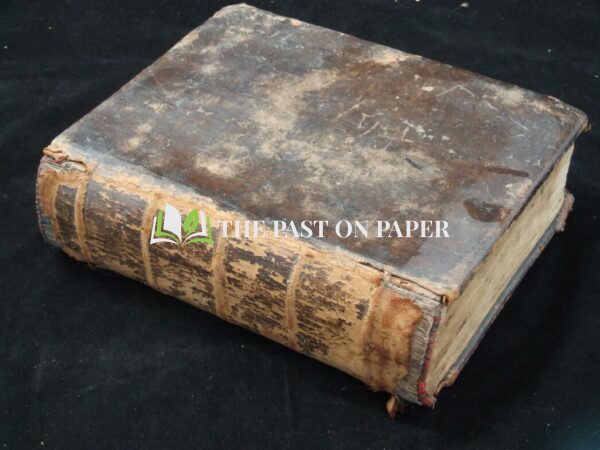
[183,209,199,236]
[184,216,214,246]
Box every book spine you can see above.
[36,140,439,404]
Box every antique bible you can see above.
[36,4,587,413]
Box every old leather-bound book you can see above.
[36,4,587,413]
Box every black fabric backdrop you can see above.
[1,0,599,448]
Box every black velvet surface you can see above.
[1,1,599,448]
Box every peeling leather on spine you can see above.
[43,143,88,172]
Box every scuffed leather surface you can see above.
[56,4,585,296]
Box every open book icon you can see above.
[150,203,213,245]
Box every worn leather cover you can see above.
[35,4,587,406]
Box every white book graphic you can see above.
[150,204,212,245]
[163,204,182,241]
[150,203,181,244]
